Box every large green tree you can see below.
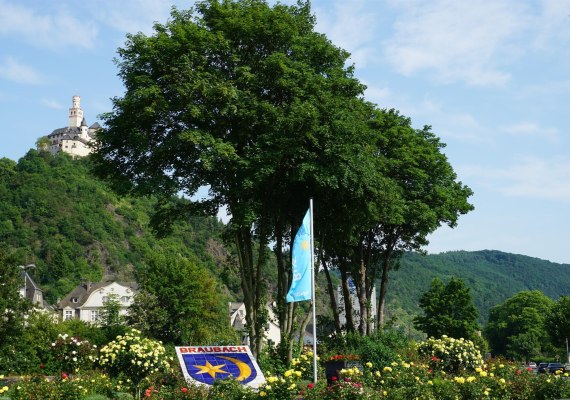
[0,250,31,357]
[484,290,554,361]
[414,277,479,340]
[92,0,473,356]
[546,296,570,353]
[134,249,236,344]
[317,109,473,335]
[92,0,367,356]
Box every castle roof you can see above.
[56,281,138,309]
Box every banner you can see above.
[286,208,312,302]
[175,345,265,388]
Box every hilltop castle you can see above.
[45,96,100,157]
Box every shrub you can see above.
[417,335,483,373]
[49,333,98,373]
[98,329,172,387]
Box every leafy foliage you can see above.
[133,251,237,344]
[0,150,237,305]
[385,250,570,331]
[0,249,30,348]
[484,290,554,360]
[414,277,479,340]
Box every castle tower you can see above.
[68,95,84,128]
[80,117,88,137]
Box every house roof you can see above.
[56,281,138,310]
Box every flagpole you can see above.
[310,198,317,383]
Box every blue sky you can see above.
[1,0,569,264]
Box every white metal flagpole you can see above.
[310,198,317,383]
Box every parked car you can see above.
[547,363,566,374]
[538,363,549,373]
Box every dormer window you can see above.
[71,297,78,303]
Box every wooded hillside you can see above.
[0,150,239,303]
[386,250,570,329]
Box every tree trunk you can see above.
[339,262,355,332]
[321,255,342,334]
[356,240,368,335]
[376,250,392,329]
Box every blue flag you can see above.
[286,209,312,302]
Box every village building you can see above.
[336,277,377,331]
[19,266,51,310]
[45,96,100,157]
[229,302,314,346]
[56,281,137,323]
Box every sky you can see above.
[1,0,569,264]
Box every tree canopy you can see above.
[92,0,473,355]
[414,277,479,340]
[484,290,554,361]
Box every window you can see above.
[71,297,78,303]
[121,296,129,303]
[90,310,99,322]
[64,310,73,320]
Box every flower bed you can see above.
[1,333,570,399]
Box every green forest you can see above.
[387,250,570,330]
[0,150,241,304]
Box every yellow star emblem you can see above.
[193,360,229,378]
[301,239,309,250]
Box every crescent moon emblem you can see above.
[217,355,252,381]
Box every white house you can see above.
[229,302,315,346]
[56,281,137,323]
[336,277,376,331]
[229,302,281,346]
[45,96,100,157]
[19,268,51,310]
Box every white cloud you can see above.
[85,0,186,35]
[502,122,560,142]
[364,84,391,106]
[384,0,530,86]
[314,1,379,67]
[0,56,40,84]
[532,0,570,50]
[462,156,570,201]
[41,99,65,110]
[0,0,98,49]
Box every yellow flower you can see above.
[428,380,433,385]
[466,376,476,383]
[366,362,373,368]
[383,366,392,372]
[499,378,506,384]
[479,371,488,377]
[383,391,388,396]
[260,391,267,397]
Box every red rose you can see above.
[181,387,188,393]
[61,372,68,380]
[307,383,314,389]
[332,376,337,381]
[40,363,45,369]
